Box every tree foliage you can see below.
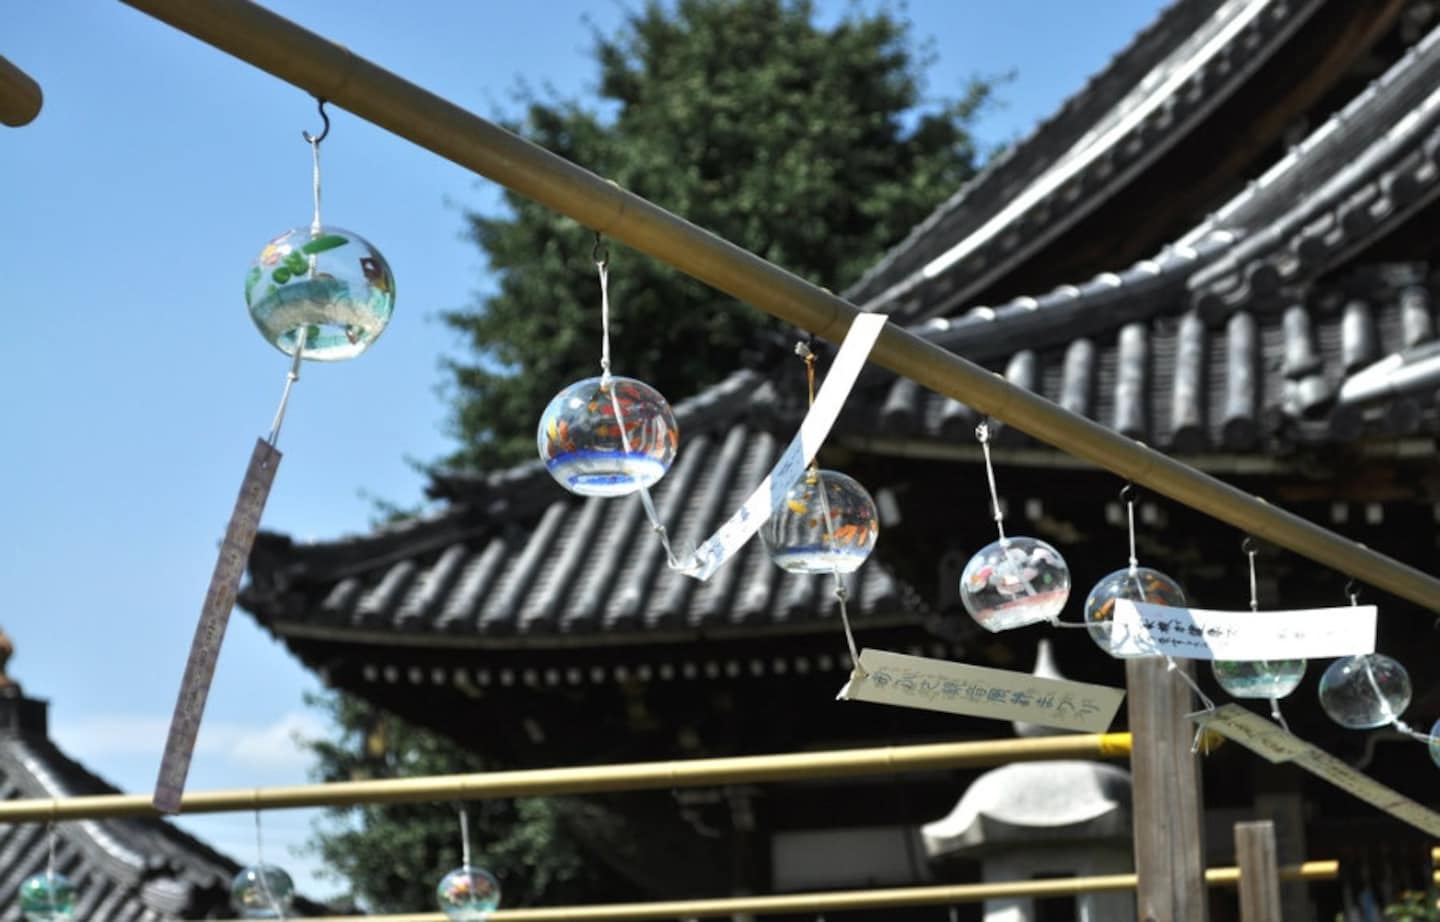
[442,0,994,469]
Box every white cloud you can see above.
[52,709,326,776]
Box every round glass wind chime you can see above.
[958,421,1070,631]
[1314,583,1436,761]
[536,236,684,559]
[1209,538,1305,727]
[18,824,75,922]
[760,341,881,663]
[244,99,395,446]
[230,812,296,920]
[435,807,501,922]
[1081,484,1187,654]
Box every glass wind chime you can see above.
[153,98,397,815]
[230,812,295,920]
[435,808,501,922]
[18,824,74,922]
[1210,538,1305,727]
[1314,583,1438,760]
[245,101,396,366]
[958,421,1070,631]
[760,342,880,663]
[536,236,683,556]
[1082,484,1186,653]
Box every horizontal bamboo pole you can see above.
[0,733,1131,822]
[0,54,42,127]
[117,0,1440,612]
[207,862,1339,922]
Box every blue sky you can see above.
[3,0,1166,903]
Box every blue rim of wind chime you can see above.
[1082,483,1187,655]
[536,235,679,499]
[958,421,1071,632]
[1210,537,1305,729]
[18,824,74,922]
[760,340,879,675]
[437,808,501,922]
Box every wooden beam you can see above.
[1128,658,1208,922]
[1235,821,1283,922]
[0,55,42,127]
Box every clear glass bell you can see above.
[245,225,396,361]
[761,469,879,574]
[1082,565,1186,655]
[437,865,501,922]
[959,536,1071,632]
[230,864,295,919]
[1318,653,1412,729]
[19,872,75,922]
[537,376,678,496]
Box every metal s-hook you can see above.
[1241,535,1257,556]
[301,97,330,146]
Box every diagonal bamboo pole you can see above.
[0,54,42,127]
[0,733,1132,822]
[205,862,1339,922]
[117,0,1440,612]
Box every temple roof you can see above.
[849,0,1413,321]
[242,1,1440,660]
[0,690,237,922]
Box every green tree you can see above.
[443,0,994,469]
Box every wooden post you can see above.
[1127,658,1208,922]
[1234,821,1282,922]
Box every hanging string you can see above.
[1123,484,1138,571]
[46,819,57,892]
[975,422,1006,542]
[1238,538,1291,731]
[459,806,473,869]
[594,234,612,383]
[264,101,329,448]
[266,344,305,447]
[253,809,285,920]
[591,235,687,568]
[301,98,329,237]
[796,342,863,675]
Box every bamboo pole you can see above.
[116,0,1440,612]
[204,862,1339,922]
[0,733,1131,822]
[0,55,42,127]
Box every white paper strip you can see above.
[1107,600,1377,660]
[673,312,888,581]
[837,649,1125,733]
[1197,704,1440,837]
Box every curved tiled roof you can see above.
[245,370,930,648]
[848,0,1338,320]
[0,695,238,922]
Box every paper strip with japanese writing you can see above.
[837,649,1125,733]
[673,312,887,581]
[1196,704,1440,837]
[1107,600,1376,660]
